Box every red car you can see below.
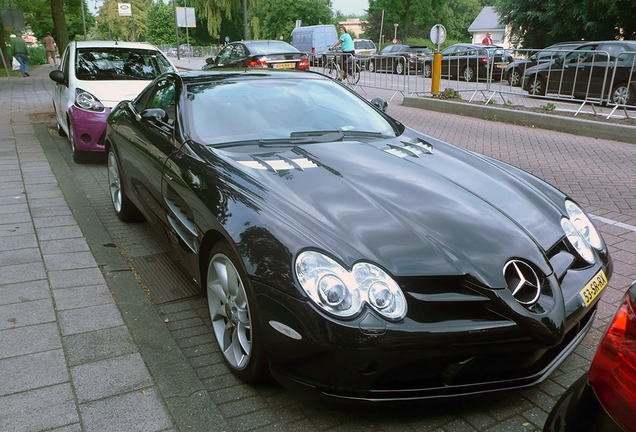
[543,280,636,432]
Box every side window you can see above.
[599,43,626,62]
[216,46,235,63]
[145,79,177,125]
[61,47,70,82]
[442,46,456,56]
[234,45,248,59]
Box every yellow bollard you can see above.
[431,52,442,95]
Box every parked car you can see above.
[166,47,178,57]
[105,69,612,401]
[49,41,175,163]
[521,40,636,106]
[425,43,513,81]
[503,42,582,86]
[367,44,431,75]
[353,38,377,68]
[291,24,338,66]
[203,40,309,70]
[543,279,635,432]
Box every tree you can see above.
[51,0,70,53]
[146,1,175,45]
[249,0,333,41]
[494,0,636,48]
[190,0,243,39]
[442,0,482,41]
[95,0,152,42]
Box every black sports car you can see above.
[202,40,309,71]
[105,70,612,401]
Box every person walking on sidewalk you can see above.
[11,33,30,77]
[43,32,57,68]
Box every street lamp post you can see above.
[393,23,398,41]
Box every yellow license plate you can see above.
[496,63,506,68]
[362,51,371,55]
[273,62,294,69]
[579,269,608,307]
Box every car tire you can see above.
[205,241,266,382]
[463,66,475,82]
[508,68,521,86]
[107,148,144,222]
[528,76,546,96]
[68,121,86,164]
[610,83,634,106]
[423,63,432,78]
[368,61,375,73]
[57,122,67,137]
[395,61,404,75]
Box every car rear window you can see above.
[75,48,174,81]
[248,42,299,55]
[355,40,375,49]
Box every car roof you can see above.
[176,69,330,84]
[73,41,160,50]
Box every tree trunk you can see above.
[51,0,70,55]
[0,13,9,71]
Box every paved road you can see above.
[5,63,636,432]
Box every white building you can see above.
[468,7,514,49]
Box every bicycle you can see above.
[326,50,360,85]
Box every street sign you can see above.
[118,3,131,17]
[430,24,446,47]
[216,34,221,40]
[0,9,25,31]
[392,38,398,45]
[175,7,196,28]
[225,36,230,43]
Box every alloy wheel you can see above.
[107,151,122,214]
[612,85,632,105]
[207,252,252,370]
[509,69,520,86]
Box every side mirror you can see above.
[139,108,168,123]
[554,56,564,65]
[529,54,537,61]
[371,96,388,113]
[205,57,216,64]
[49,69,65,84]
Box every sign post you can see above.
[118,3,135,42]
[429,24,446,95]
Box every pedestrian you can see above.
[43,32,57,68]
[329,25,355,80]
[482,32,494,45]
[11,32,30,77]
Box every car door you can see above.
[440,46,458,77]
[210,45,236,68]
[117,77,178,223]
[559,44,598,96]
[53,46,72,134]
[588,43,626,101]
[378,45,394,71]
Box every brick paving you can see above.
[2,63,636,431]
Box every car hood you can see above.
[74,80,152,108]
[210,130,567,287]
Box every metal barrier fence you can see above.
[315,46,635,119]
[159,45,221,60]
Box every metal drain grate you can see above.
[130,252,200,304]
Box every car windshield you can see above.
[355,40,375,49]
[249,42,298,55]
[185,77,398,145]
[75,48,174,81]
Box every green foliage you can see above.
[437,88,462,100]
[540,103,556,111]
[10,0,94,43]
[494,0,636,47]
[146,1,177,45]
[249,0,333,41]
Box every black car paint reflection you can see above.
[105,70,612,401]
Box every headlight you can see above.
[75,88,105,112]
[295,251,407,320]
[561,218,595,263]
[565,200,602,250]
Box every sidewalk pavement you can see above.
[0,65,179,431]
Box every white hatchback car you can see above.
[50,41,176,162]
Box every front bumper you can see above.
[252,250,612,401]
[68,105,111,152]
